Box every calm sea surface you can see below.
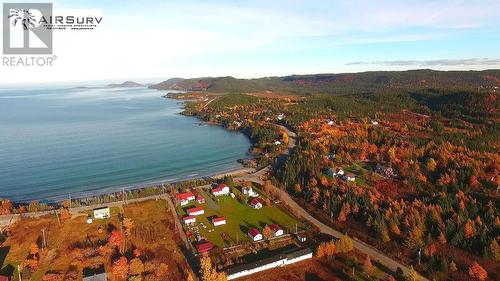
[0,86,251,202]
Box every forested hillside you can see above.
[150,70,500,94]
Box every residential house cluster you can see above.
[325,167,355,182]
[247,223,284,241]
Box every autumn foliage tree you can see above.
[262,225,273,240]
[316,240,336,260]
[112,256,129,280]
[200,256,227,281]
[335,234,353,253]
[468,262,487,280]
[108,230,124,248]
[363,255,374,277]
[129,258,145,276]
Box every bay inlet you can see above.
[0,86,251,202]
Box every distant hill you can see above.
[107,81,144,88]
[149,69,500,94]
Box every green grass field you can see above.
[176,189,302,248]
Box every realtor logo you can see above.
[3,3,53,54]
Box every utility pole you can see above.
[41,228,47,250]
[122,187,127,204]
[18,264,22,281]
[54,210,61,225]
[418,248,422,265]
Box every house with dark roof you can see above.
[83,264,107,281]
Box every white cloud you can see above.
[346,58,500,66]
[1,0,499,84]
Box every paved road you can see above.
[266,186,428,281]
[0,193,168,227]
[0,121,427,280]
[235,124,428,281]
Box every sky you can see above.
[1,0,500,85]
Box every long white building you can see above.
[226,248,313,280]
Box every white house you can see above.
[183,215,196,224]
[327,120,335,126]
[86,215,93,224]
[212,217,226,226]
[212,184,230,196]
[273,140,282,145]
[344,173,356,182]
[326,167,344,177]
[93,207,110,219]
[248,228,262,241]
[243,186,258,197]
[269,224,284,237]
[250,198,263,209]
[187,207,205,216]
[176,192,195,206]
[370,120,379,125]
[276,114,285,121]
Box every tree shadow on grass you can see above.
[305,271,326,281]
[240,220,259,234]
[0,246,14,279]
[0,246,9,268]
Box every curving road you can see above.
[0,122,427,280]
[235,123,428,281]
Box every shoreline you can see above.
[1,93,257,207]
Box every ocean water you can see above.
[0,86,251,202]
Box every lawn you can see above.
[344,162,370,186]
[176,190,303,248]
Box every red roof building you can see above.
[182,215,196,224]
[176,191,195,201]
[196,196,205,203]
[0,276,9,281]
[212,183,230,196]
[187,206,205,216]
[250,198,263,209]
[248,227,262,241]
[196,241,213,254]
[212,216,226,226]
[269,224,284,236]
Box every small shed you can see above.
[93,207,110,219]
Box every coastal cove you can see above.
[0,86,252,202]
